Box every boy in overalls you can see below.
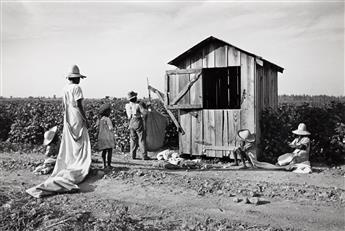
[125,91,150,160]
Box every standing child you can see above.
[96,103,116,169]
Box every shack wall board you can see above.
[202,110,241,157]
[179,110,191,154]
[191,110,203,155]
[262,63,278,109]
[240,53,255,133]
[255,63,264,156]
[176,43,241,69]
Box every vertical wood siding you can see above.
[168,42,279,157]
[240,53,255,133]
[202,110,241,157]
[179,110,191,154]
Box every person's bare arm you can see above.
[77,99,89,128]
[45,146,51,157]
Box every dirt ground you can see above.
[1,151,345,231]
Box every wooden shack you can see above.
[165,36,284,158]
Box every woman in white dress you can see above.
[27,65,92,198]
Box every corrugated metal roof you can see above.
[168,36,284,73]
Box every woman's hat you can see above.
[43,126,57,146]
[66,65,86,79]
[99,103,111,115]
[127,91,138,100]
[237,129,256,143]
[292,123,310,135]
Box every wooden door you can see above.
[166,68,203,109]
[202,109,241,157]
[179,109,203,155]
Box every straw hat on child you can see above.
[237,129,256,143]
[43,126,58,146]
[292,123,310,135]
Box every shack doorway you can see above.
[202,67,241,109]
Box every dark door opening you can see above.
[202,67,241,109]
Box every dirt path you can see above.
[1,152,345,230]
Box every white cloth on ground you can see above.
[291,161,312,174]
[248,153,312,173]
[156,149,182,165]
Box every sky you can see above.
[1,0,344,98]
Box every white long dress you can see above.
[27,83,92,198]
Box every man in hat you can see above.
[125,91,150,160]
[232,129,256,169]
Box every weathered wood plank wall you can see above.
[240,53,255,133]
[255,63,264,157]
[179,110,191,154]
[170,42,278,156]
[202,110,241,157]
[190,52,203,156]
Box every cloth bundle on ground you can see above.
[156,149,182,165]
[155,150,212,170]
[145,108,168,151]
[33,158,56,175]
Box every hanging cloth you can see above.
[145,108,168,151]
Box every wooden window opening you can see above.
[202,67,241,109]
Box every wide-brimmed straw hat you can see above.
[43,126,57,146]
[237,129,256,143]
[66,65,86,79]
[99,103,111,115]
[292,123,310,136]
[127,91,138,100]
[277,153,294,166]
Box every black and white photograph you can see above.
[0,0,344,230]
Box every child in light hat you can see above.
[33,126,60,175]
[232,129,256,169]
